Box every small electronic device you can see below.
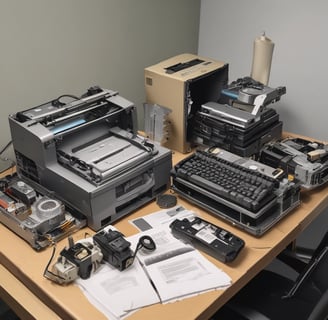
[47,237,103,285]
[93,229,134,271]
[0,175,86,250]
[220,76,286,110]
[170,216,245,263]
[259,137,328,190]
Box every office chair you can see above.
[213,232,328,320]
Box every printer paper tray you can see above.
[58,134,153,185]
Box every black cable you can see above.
[55,94,80,101]
[43,243,66,282]
[132,235,156,261]
[51,94,80,108]
[0,141,12,156]
[0,140,16,172]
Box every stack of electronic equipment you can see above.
[2,86,172,249]
[193,76,286,157]
[172,75,328,236]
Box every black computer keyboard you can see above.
[174,150,278,212]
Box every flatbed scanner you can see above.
[9,86,172,230]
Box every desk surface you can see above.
[1,133,328,320]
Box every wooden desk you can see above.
[1,142,328,320]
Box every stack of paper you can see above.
[76,208,232,319]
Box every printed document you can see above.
[128,226,231,303]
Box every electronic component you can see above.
[170,217,245,263]
[259,137,328,190]
[26,196,65,233]
[220,76,286,110]
[0,175,86,250]
[48,237,103,285]
[93,229,134,271]
[93,228,156,271]
[0,191,29,219]
[9,180,36,205]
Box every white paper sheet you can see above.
[76,260,159,319]
[128,226,231,303]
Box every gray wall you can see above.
[198,0,328,248]
[0,0,200,159]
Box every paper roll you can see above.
[251,33,274,85]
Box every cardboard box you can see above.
[145,53,228,153]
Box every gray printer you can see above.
[8,86,172,230]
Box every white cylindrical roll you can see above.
[251,33,274,85]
